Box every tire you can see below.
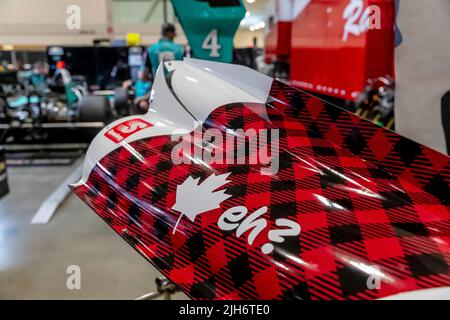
[78,95,112,123]
[114,88,130,117]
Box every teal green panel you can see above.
[172,0,245,63]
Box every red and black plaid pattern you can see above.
[73,84,450,300]
[270,80,450,206]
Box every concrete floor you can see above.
[0,162,188,300]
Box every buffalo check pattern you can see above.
[73,80,450,300]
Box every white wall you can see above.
[0,0,257,47]
[395,0,450,154]
[234,29,264,48]
[0,0,111,45]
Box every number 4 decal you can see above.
[202,29,221,58]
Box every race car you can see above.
[72,59,450,300]
[0,68,111,144]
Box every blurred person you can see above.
[133,68,153,114]
[52,61,72,86]
[0,61,9,72]
[30,61,49,93]
[145,23,184,75]
[134,68,152,99]
[52,61,78,109]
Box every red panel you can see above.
[265,21,292,63]
[290,0,395,100]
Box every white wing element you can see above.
[171,173,232,234]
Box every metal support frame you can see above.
[3,143,88,151]
[0,122,105,130]
[442,91,450,155]
[135,276,180,300]
[143,0,162,23]
[162,0,168,23]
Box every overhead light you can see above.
[249,21,265,31]
[240,12,251,26]
[246,0,256,4]
[2,45,14,51]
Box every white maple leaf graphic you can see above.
[171,173,232,234]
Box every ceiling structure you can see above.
[240,0,271,31]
